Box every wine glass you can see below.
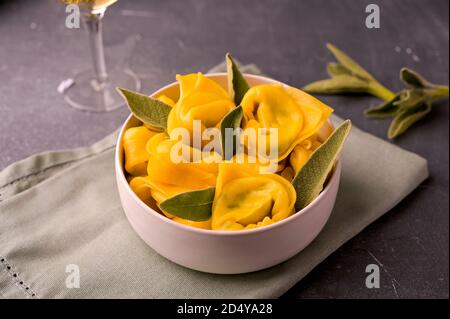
[62,0,140,112]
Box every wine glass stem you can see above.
[83,11,108,86]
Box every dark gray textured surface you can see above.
[0,0,448,298]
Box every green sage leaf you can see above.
[393,89,426,109]
[226,53,250,105]
[326,43,375,81]
[159,188,215,221]
[304,44,395,100]
[117,88,171,130]
[365,93,403,118]
[400,68,449,99]
[303,75,369,94]
[388,102,432,139]
[400,68,433,89]
[366,89,432,119]
[327,62,352,77]
[292,120,352,211]
[220,106,243,160]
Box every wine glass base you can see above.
[63,68,140,112]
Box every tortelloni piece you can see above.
[167,73,235,143]
[212,162,297,231]
[289,135,322,173]
[241,84,333,161]
[123,126,157,176]
[123,94,176,176]
[156,94,176,107]
[129,176,212,230]
[129,133,220,229]
[146,133,220,199]
[288,120,334,175]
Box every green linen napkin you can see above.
[0,64,428,299]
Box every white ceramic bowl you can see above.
[115,73,341,274]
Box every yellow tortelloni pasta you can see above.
[123,95,176,176]
[123,126,158,176]
[129,133,221,230]
[212,162,297,231]
[167,73,235,145]
[289,135,322,173]
[240,84,333,163]
[155,94,176,107]
[286,120,335,178]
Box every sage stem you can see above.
[368,82,396,101]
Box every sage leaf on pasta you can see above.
[117,88,172,130]
[220,105,243,160]
[226,53,250,105]
[159,188,215,221]
[292,120,352,211]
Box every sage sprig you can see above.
[303,43,396,101]
[220,105,243,160]
[117,88,172,131]
[365,68,449,138]
[388,102,432,139]
[401,67,450,96]
[292,120,352,211]
[222,54,248,159]
[304,44,449,139]
[226,53,250,105]
[159,187,215,221]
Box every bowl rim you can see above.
[115,72,340,236]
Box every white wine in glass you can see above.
[62,0,140,112]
